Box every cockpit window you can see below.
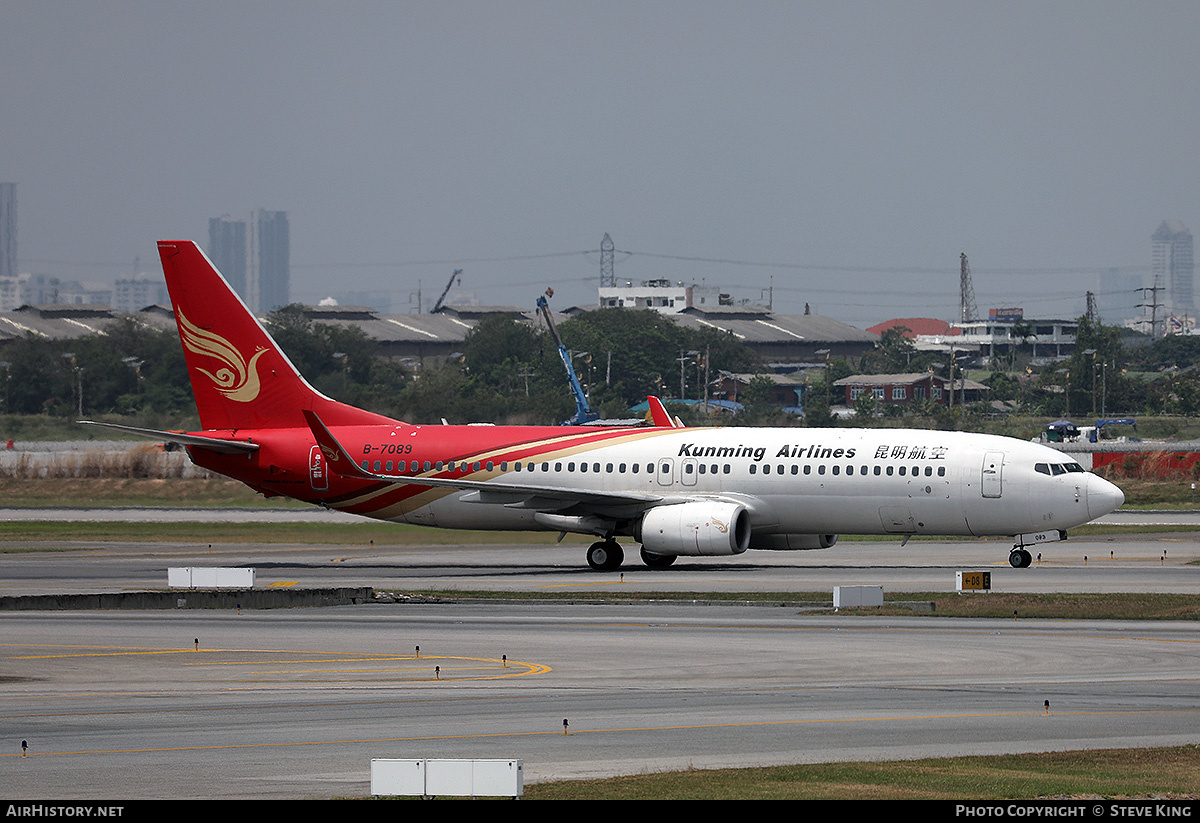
[1036,461,1084,476]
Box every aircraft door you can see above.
[309,445,328,492]
[680,458,698,486]
[981,451,1004,498]
[656,458,675,486]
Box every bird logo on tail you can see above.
[177,309,267,403]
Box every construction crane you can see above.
[430,269,462,313]
[536,288,600,426]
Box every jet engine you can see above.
[748,533,839,551]
[636,501,751,556]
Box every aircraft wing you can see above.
[303,410,664,511]
[77,421,260,454]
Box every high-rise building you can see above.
[1096,267,1142,325]
[208,215,247,297]
[207,210,289,312]
[1152,220,1194,315]
[0,183,15,280]
[251,209,289,312]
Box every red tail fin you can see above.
[158,240,396,431]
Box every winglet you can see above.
[647,396,684,428]
[302,409,373,479]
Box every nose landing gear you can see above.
[1009,547,1032,568]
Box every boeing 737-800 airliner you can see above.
[84,241,1125,571]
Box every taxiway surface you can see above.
[2,517,1199,799]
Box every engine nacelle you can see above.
[637,501,751,557]
[748,533,839,551]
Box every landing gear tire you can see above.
[587,540,624,571]
[1009,548,1032,568]
[640,547,677,568]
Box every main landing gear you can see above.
[1009,547,1032,568]
[586,540,679,570]
[587,540,624,571]
[639,547,676,568]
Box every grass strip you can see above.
[381,589,1200,620]
[2,518,1198,546]
[520,746,1200,800]
[0,520,571,545]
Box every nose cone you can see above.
[1087,475,1125,520]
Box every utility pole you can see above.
[1138,283,1162,337]
[600,233,615,288]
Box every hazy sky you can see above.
[3,1,1198,328]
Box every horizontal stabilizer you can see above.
[76,421,259,454]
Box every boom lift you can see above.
[536,289,600,426]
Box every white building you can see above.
[112,277,169,312]
[598,279,732,314]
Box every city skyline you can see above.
[0,188,1190,329]
[3,3,1199,328]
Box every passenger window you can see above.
[619,463,627,472]
[385,461,393,472]
[374,460,382,471]
[593,463,600,473]
[750,465,757,474]
[791,465,798,475]
[723,465,731,474]
[899,466,906,476]
[874,466,881,475]
[818,465,826,475]
[937,467,945,477]
[832,465,840,475]
[568,462,576,471]
[606,463,613,473]
[924,466,932,476]
[804,465,811,475]
[580,462,587,472]
[886,466,894,476]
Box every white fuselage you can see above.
[374,426,1122,538]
